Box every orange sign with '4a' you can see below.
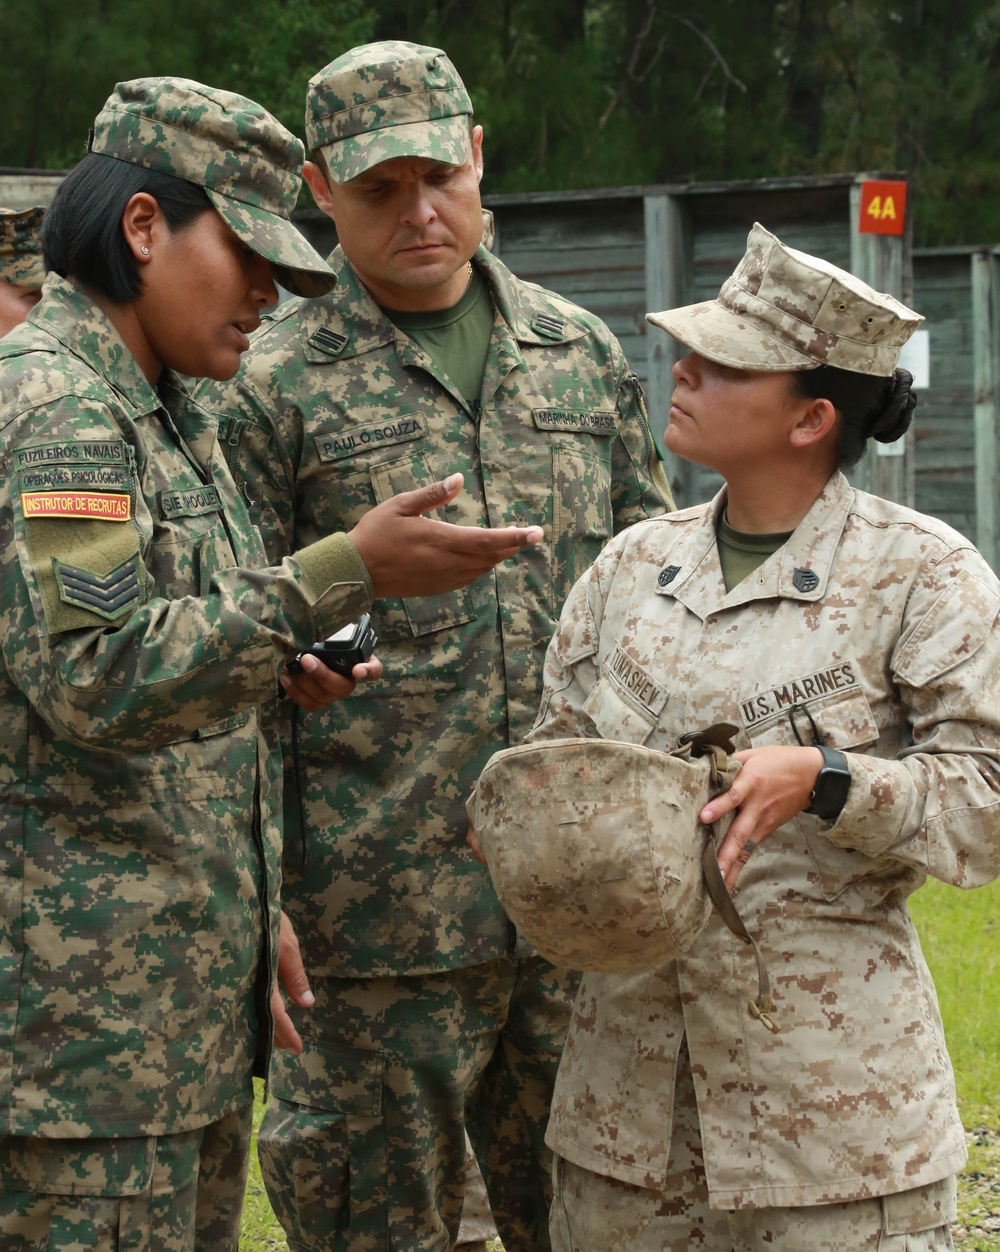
[859,180,907,236]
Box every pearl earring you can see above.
[140,246,150,256]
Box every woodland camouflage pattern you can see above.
[306,41,473,182]
[524,469,1000,1209]
[646,221,923,374]
[0,276,373,1142]
[0,207,45,287]
[470,737,738,972]
[90,77,334,297]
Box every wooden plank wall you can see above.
[491,197,649,383]
[910,253,977,544]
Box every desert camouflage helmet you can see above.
[647,222,922,376]
[306,41,473,184]
[470,726,777,1030]
[0,207,45,287]
[89,77,334,297]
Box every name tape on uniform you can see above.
[22,491,132,522]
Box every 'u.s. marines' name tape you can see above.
[22,491,132,521]
[740,661,858,728]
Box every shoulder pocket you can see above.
[22,514,144,634]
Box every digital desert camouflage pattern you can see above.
[551,1052,957,1251]
[90,76,334,297]
[306,40,473,183]
[0,1104,253,1250]
[0,275,373,1140]
[524,468,1000,1208]
[646,221,923,375]
[198,243,671,980]
[256,955,570,1251]
[470,736,737,973]
[0,207,45,287]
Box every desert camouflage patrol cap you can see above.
[89,77,335,297]
[306,41,473,184]
[647,222,922,376]
[469,728,778,1029]
[0,207,45,287]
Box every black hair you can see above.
[42,152,212,304]
[791,365,917,468]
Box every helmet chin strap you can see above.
[677,724,780,1035]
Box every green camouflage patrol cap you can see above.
[469,727,778,1030]
[89,77,334,297]
[306,41,473,184]
[0,207,45,287]
[647,222,922,376]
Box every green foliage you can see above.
[7,0,1000,242]
[0,0,374,169]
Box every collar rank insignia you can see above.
[793,567,820,593]
[308,327,348,356]
[531,313,566,340]
[658,565,681,587]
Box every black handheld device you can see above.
[286,613,379,677]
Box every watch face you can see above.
[810,764,851,819]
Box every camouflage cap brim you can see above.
[0,252,46,289]
[646,301,820,372]
[0,206,46,288]
[647,222,922,377]
[207,191,335,298]
[319,114,471,185]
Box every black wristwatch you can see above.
[805,746,851,821]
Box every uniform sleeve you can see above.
[829,546,1000,889]
[610,372,674,529]
[200,367,301,566]
[1,401,372,753]
[524,555,607,745]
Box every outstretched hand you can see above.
[349,473,543,600]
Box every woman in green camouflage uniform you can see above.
[0,77,543,1252]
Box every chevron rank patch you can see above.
[22,491,131,522]
[53,556,142,621]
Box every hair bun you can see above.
[871,369,917,444]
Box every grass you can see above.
[239,877,1000,1249]
[909,876,1000,1249]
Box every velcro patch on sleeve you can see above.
[533,409,617,436]
[53,556,142,622]
[22,491,132,522]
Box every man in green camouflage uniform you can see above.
[0,206,45,337]
[0,77,542,1252]
[197,40,672,1252]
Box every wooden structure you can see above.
[477,173,912,511]
[11,163,1000,565]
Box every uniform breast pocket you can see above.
[745,682,883,900]
[369,452,476,640]
[582,674,658,747]
[551,442,613,612]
